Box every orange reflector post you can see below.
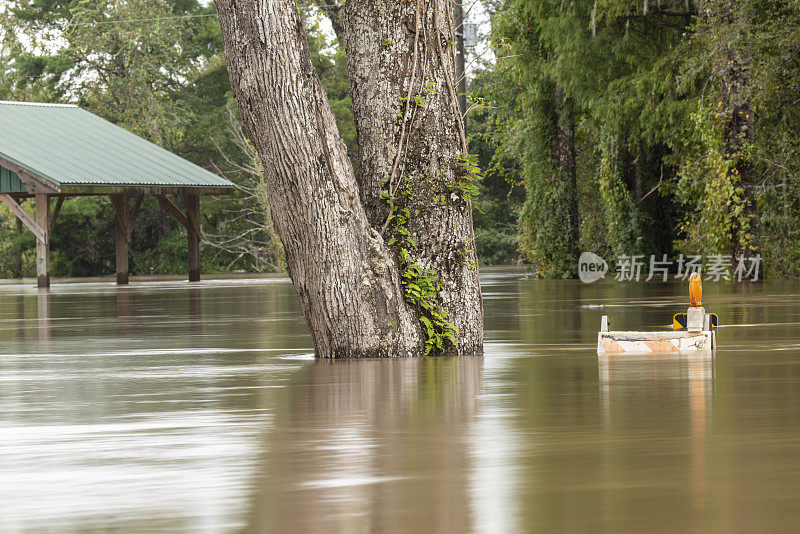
[689,272,702,307]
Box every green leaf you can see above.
[443,331,457,346]
[419,316,434,337]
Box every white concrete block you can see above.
[687,306,705,332]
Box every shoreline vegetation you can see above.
[1,1,799,281]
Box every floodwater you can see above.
[1,269,800,533]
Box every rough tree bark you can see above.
[341,0,483,354]
[214,0,482,357]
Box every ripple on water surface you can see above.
[2,272,800,532]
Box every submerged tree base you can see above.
[214,0,483,358]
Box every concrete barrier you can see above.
[597,329,714,354]
[596,274,717,355]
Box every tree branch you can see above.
[310,0,345,40]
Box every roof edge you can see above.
[0,101,78,108]
[0,153,61,194]
[57,184,235,195]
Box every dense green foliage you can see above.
[490,0,800,278]
[466,67,526,265]
[2,1,800,280]
[0,1,352,278]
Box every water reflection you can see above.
[599,353,713,513]
[189,286,202,336]
[37,289,50,343]
[251,356,483,533]
[116,288,131,337]
[469,349,718,532]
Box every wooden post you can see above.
[15,205,22,278]
[110,194,130,285]
[35,194,50,288]
[157,193,201,282]
[183,194,200,282]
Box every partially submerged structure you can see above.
[597,274,717,355]
[0,101,234,287]
[597,328,715,354]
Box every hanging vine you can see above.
[378,0,478,355]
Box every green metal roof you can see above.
[0,101,234,193]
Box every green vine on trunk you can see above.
[378,1,467,355]
[453,152,482,201]
[382,186,458,355]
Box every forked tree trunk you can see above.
[215,0,420,357]
[214,0,482,356]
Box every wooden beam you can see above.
[18,169,60,194]
[58,185,232,196]
[0,154,60,194]
[183,194,201,282]
[6,187,233,198]
[49,196,64,232]
[109,194,128,236]
[157,194,201,281]
[109,194,130,285]
[35,194,50,288]
[156,194,189,229]
[0,193,46,244]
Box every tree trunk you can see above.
[701,0,757,257]
[216,0,483,357]
[720,24,756,258]
[520,85,579,276]
[341,0,483,354]
[553,87,579,266]
[215,0,423,357]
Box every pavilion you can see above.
[0,101,235,287]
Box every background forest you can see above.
[1,0,799,279]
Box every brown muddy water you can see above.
[1,268,800,533]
